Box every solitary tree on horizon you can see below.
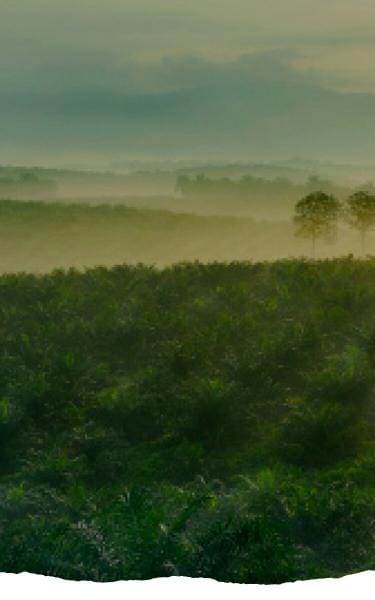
[294,191,341,258]
[345,191,375,256]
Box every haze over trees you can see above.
[293,192,341,258]
[345,191,375,255]
[292,190,375,258]
[0,172,58,200]
[0,171,58,200]
[0,195,374,275]
[175,173,347,218]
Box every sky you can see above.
[1,0,375,166]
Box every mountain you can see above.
[1,53,375,163]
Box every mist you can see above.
[1,0,375,268]
[0,197,372,275]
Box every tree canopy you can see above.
[294,192,341,257]
[345,191,375,254]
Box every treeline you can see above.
[293,190,375,255]
[0,259,374,582]
[0,166,175,199]
[176,173,350,204]
[0,172,58,200]
[176,173,375,221]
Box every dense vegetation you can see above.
[0,258,374,582]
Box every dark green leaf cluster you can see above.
[294,192,341,241]
[0,259,374,582]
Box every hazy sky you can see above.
[1,1,375,164]
[2,0,375,90]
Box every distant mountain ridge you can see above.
[1,54,375,163]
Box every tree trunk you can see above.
[361,230,365,257]
[311,235,316,259]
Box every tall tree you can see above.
[345,191,375,255]
[294,192,341,258]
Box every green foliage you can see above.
[0,258,374,582]
[294,192,341,256]
[345,191,375,254]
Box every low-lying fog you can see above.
[0,162,374,273]
[0,200,372,274]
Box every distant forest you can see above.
[175,173,375,214]
[0,172,58,200]
[1,164,375,219]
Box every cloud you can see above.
[1,1,375,163]
[1,51,375,164]
[0,48,313,95]
[2,1,375,88]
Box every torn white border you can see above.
[0,572,373,599]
